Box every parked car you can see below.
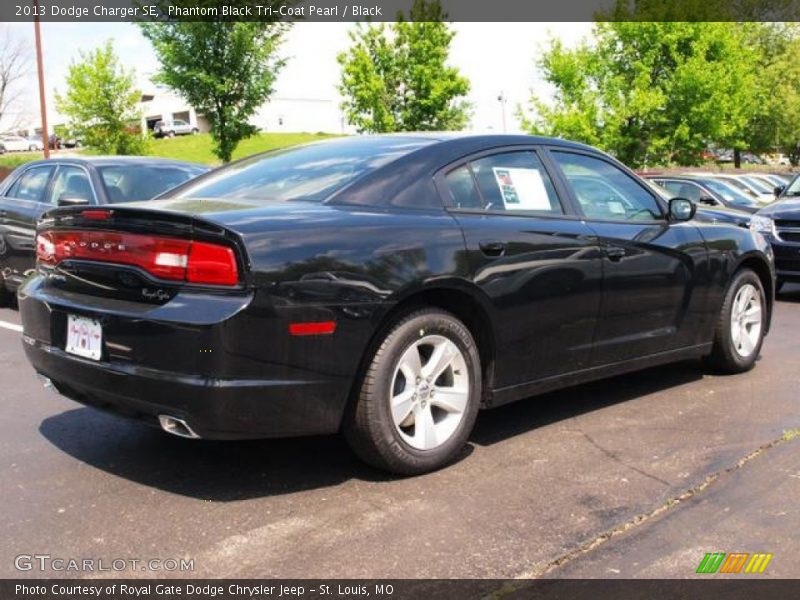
[0,157,208,303]
[18,135,774,474]
[153,119,199,138]
[0,141,5,154]
[25,137,44,151]
[1,135,42,152]
[750,182,800,291]
[62,136,83,149]
[645,174,760,215]
[709,174,775,204]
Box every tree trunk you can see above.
[734,148,741,169]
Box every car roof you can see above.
[15,156,208,169]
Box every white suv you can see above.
[154,119,199,138]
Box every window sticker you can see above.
[492,167,551,210]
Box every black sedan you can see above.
[750,194,800,292]
[19,135,774,474]
[0,157,208,304]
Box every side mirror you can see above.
[58,196,90,207]
[669,197,696,222]
[774,185,785,196]
[699,196,717,206]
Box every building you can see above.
[138,89,348,135]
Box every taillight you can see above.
[36,230,239,286]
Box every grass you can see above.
[141,131,337,165]
[0,132,337,170]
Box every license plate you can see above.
[65,314,103,361]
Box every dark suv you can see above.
[752,177,800,290]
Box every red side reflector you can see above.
[289,321,337,336]
[81,210,112,221]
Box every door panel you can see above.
[438,150,603,387]
[0,165,55,287]
[548,149,708,364]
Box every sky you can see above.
[2,21,593,134]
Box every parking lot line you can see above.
[0,321,22,333]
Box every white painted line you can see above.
[0,320,23,333]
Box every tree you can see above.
[55,41,144,154]
[337,0,471,133]
[0,26,30,130]
[521,22,762,168]
[744,24,800,164]
[140,17,287,162]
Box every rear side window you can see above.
[6,165,55,202]
[442,151,563,214]
[173,137,432,203]
[551,152,663,221]
[99,166,206,202]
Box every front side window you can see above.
[442,151,563,214]
[551,152,663,221]
[6,165,55,202]
[661,180,706,203]
[49,166,95,205]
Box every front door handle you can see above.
[479,240,506,257]
[605,246,627,262]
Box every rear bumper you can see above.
[23,339,345,439]
[18,276,369,439]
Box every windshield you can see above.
[171,137,433,203]
[784,175,800,196]
[99,165,208,203]
[739,176,772,194]
[695,178,759,207]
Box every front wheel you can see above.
[345,309,481,475]
[707,268,766,373]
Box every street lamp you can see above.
[497,92,508,134]
[33,0,50,159]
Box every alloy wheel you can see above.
[389,335,470,450]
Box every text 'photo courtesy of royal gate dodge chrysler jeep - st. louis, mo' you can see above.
[19,134,775,475]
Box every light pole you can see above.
[497,92,508,134]
[33,0,50,159]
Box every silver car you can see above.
[153,119,199,138]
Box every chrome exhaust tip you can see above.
[36,374,59,395]
[158,415,201,439]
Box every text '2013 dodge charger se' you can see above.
[19,135,775,474]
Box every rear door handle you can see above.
[605,246,627,261]
[479,240,506,257]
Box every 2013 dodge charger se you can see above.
[19,135,775,474]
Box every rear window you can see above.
[99,165,207,203]
[172,137,432,203]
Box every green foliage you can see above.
[522,22,764,167]
[55,41,145,155]
[337,0,471,133]
[140,16,288,162]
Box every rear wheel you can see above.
[167,131,176,138]
[345,309,481,475]
[707,268,766,373]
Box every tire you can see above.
[191,128,199,135]
[344,308,482,475]
[707,268,766,373]
[167,131,176,138]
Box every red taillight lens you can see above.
[36,230,239,286]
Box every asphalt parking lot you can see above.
[1,286,799,580]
